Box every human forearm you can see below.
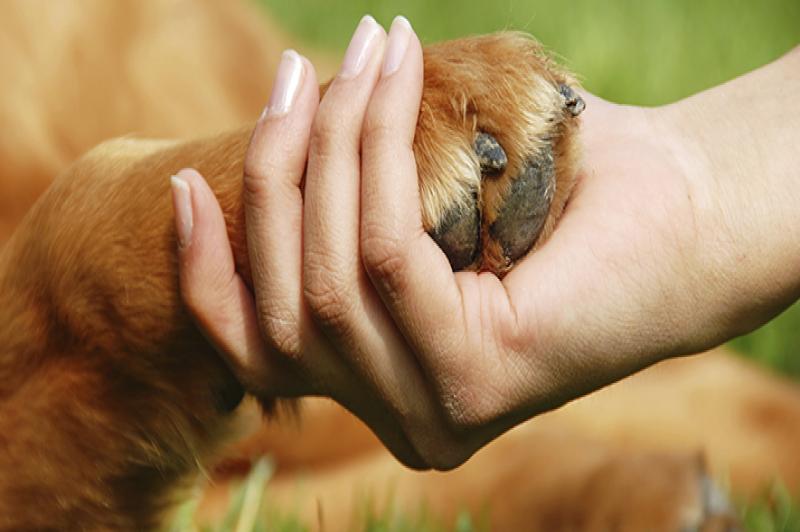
[661,45,800,343]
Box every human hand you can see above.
[174,16,497,469]
[173,15,800,468]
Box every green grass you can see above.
[260,0,800,106]
[180,1,800,530]
[741,483,800,532]
[177,459,800,531]
[172,458,488,531]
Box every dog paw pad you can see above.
[429,194,480,271]
[490,144,556,264]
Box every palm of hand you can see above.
[443,95,704,427]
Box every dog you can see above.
[1,1,798,529]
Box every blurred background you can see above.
[259,0,800,378]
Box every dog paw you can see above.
[413,33,583,275]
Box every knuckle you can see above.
[439,393,474,432]
[395,405,475,472]
[416,439,473,471]
[242,168,272,211]
[429,451,471,472]
[436,378,500,433]
[309,112,348,159]
[242,149,298,212]
[362,109,393,142]
[360,230,407,283]
[258,306,302,359]
[303,264,355,329]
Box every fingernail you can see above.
[264,50,305,118]
[382,16,412,77]
[339,15,382,79]
[170,174,193,249]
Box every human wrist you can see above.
[657,50,800,347]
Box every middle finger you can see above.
[305,16,483,469]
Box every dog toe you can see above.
[489,144,556,265]
[429,194,481,271]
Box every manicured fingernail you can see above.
[264,50,305,118]
[382,16,412,77]
[170,174,193,249]
[339,15,382,79]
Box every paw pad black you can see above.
[490,144,555,263]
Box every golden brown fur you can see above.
[0,1,797,530]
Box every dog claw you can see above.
[473,132,507,176]
[559,84,585,117]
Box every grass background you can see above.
[257,0,800,379]
[185,1,800,530]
